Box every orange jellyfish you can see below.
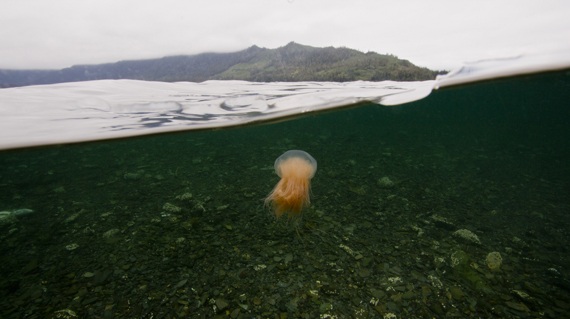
[264,150,317,219]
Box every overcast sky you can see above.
[1,0,569,70]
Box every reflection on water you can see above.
[0,80,434,150]
[0,71,569,318]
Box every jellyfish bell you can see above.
[274,150,317,178]
[265,150,317,219]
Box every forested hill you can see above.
[0,42,441,88]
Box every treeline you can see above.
[0,42,443,88]
[217,43,439,82]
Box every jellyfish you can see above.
[264,150,317,219]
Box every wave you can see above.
[1,51,569,150]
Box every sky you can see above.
[1,0,569,71]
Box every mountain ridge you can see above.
[0,42,441,88]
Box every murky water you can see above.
[1,71,569,318]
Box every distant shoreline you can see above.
[0,42,443,88]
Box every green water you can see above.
[1,71,569,318]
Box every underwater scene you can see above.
[1,70,570,318]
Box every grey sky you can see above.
[1,0,569,70]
